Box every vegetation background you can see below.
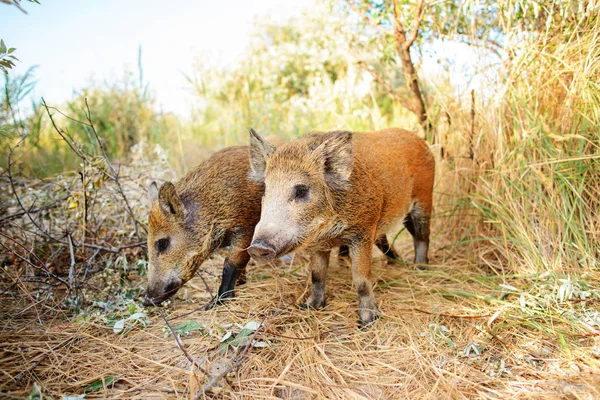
[1,0,599,398]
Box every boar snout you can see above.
[247,238,277,262]
[143,276,182,306]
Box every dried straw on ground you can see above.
[2,229,599,399]
[1,131,599,399]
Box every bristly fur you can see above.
[249,128,435,325]
[145,146,263,305]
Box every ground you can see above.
[1,243,599,399]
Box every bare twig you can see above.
[7,138,62,244]
[355,59,416,113]
[0,231,69,288]
[196,269,214,298]
[152,300,208,375]
[0,196,68,223]
[67,232,76,291]
[42,98,89,162]
[405,0,426,50]
[83,98,143,239]
[195,312,272,397]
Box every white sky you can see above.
[2,0,313,116]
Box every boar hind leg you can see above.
[205,250,250,310]
[404,203,430,265]
[375,235,399,261]
[302,250,330,309]
[350,242,380,326]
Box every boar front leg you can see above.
[205,249,250,310]
[350,241,380,326]
[302,250,330,309]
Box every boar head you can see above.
[144,181,207,305]
[247,129,353,262]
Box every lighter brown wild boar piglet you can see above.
[247,128,435,326]
[143,146,263,309]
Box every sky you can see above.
[2,0,313,116]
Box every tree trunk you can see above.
[391,0,433,141]
[397,41,429,132]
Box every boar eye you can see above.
[293,184,309,201]
[156,238,170,254]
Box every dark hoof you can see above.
[204,291,236,310]
[358,315,380,330]
[299,300,325,310]
[204,297,223,310]
[143,296,165,307]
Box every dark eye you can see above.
[156,238,170,253]
[293,184,309,201]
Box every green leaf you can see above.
[128,303,136,315]
[85,376,118,392]
[7,47,15,54]
[25,382,42,400]
[0,39,6,54]
[171,320,204,337]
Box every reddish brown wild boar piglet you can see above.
[247,128,435,325]
[143,146,263,308]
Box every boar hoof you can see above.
[204,299,219,310]
[358,307,380,328]
[358,312,380,331]
[204,296,229,310]
[300,298,326,310]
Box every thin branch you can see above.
[7,137,60,243]
[0,232,69,288]
[196,325,259,397]
[152,300,208,375]
[355,59,417,113]
[84,98,142,239]
[42,98,89,162]
[405,0,426,49]
[0,195,67,223]
[196,269,214,298]
[7,0,28,14]
[67,232,76,291]
[391,0,407,44]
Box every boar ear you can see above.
[148,181,159,203]
[248,128,276,182]
[158,182,185,219]
[312,132,353,190]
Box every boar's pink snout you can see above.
[248,238,277,262]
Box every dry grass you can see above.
[1,141,599,400]
[2,178,599,399]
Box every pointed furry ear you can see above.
[248,128,276,182]
[148,181,159,203]
[311,132,353,190]
[157,182,185,219]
